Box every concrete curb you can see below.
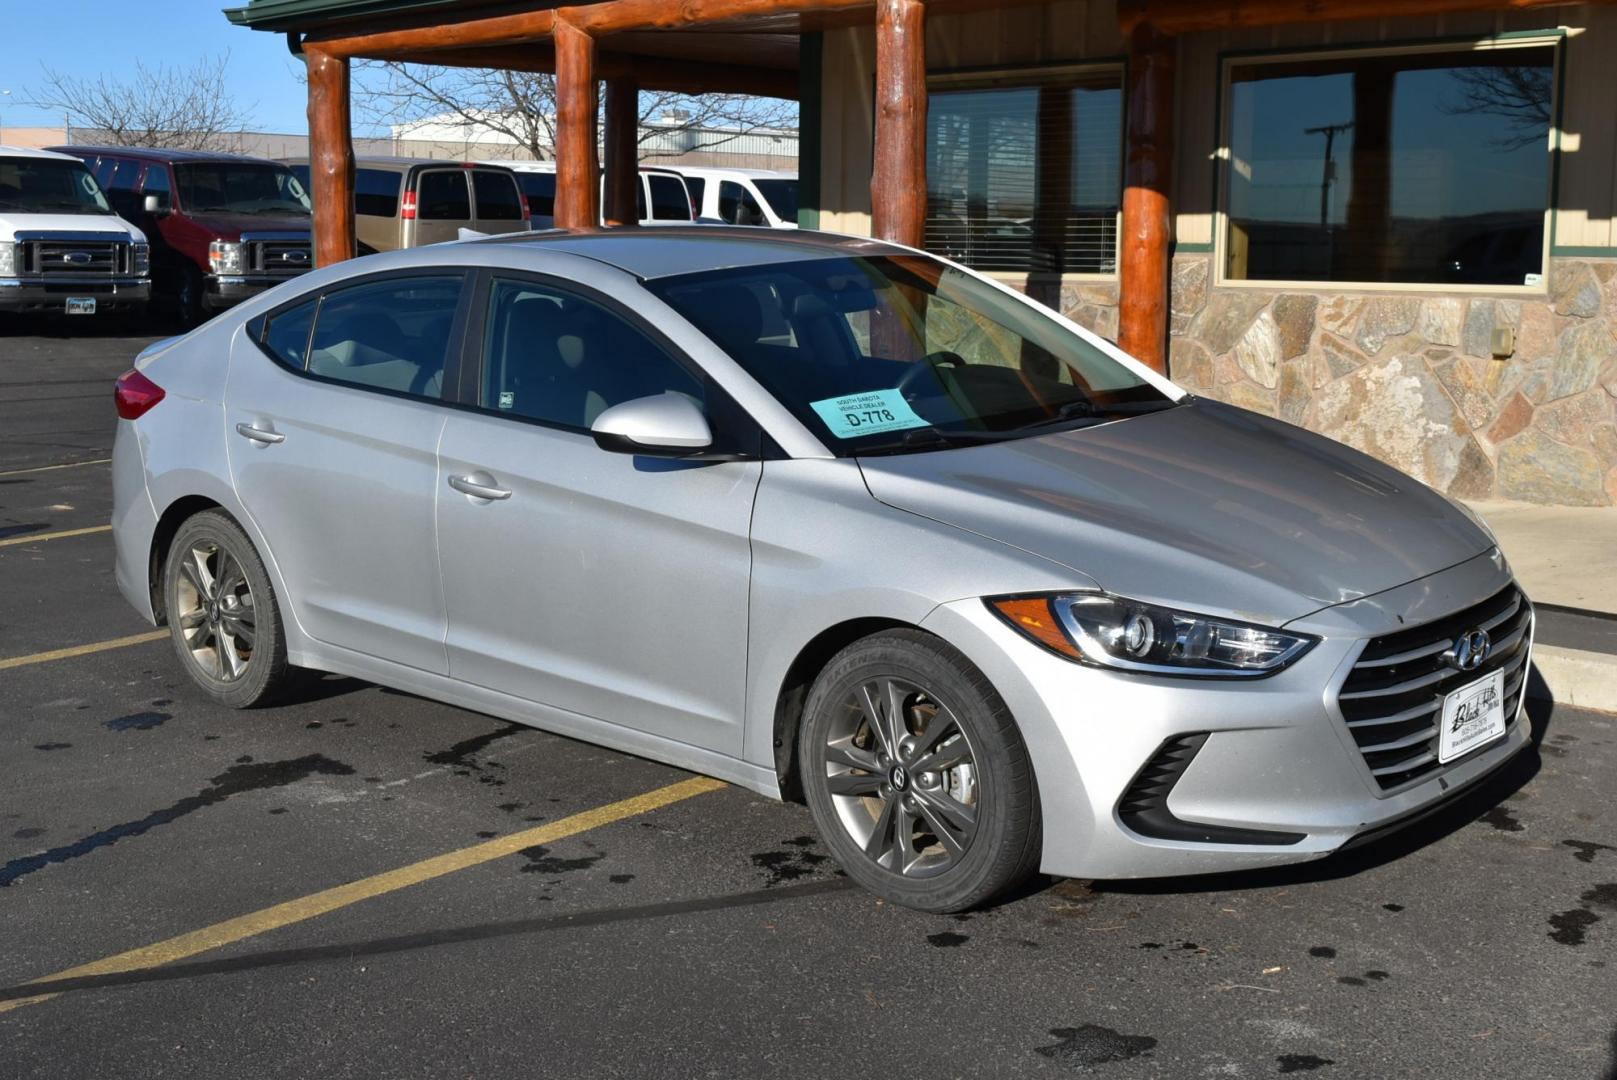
[1528,646,1617,714]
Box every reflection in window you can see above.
[1224,44,1555,286]
[926,70,1122,275]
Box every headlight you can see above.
[133,242,150,276]
[0,242,15,276]
[208,240,245,275]
[988,593,1316,678]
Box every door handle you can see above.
[448,473,511,501]
[235,422,286,445]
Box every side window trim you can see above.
[247,268,476,406]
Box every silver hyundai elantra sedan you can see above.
[111,228,1533,912]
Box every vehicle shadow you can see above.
[1082,696,1552,898]
[0,876,855,1006]
[0,313,176,340]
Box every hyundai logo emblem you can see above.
[60,251,93,265]
[1444,629,1492,672]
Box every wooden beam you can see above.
[305,48,355,268]
[603,76,641,227]
[1117,22,1173,375]
[1117,0,1610,35]
[871,0,926,248]
[310,9,555,57]
[554,20,600,229]
[364,44,799,99]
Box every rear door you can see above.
[435,272,762,752]
[469,169,529,236]
[645,172,693,222]
[227,271,470,673]
[409,168,471,247]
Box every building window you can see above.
[926,67,1122,276]
[1220,40,1558,289]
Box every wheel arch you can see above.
[771,616,927,803]
[147,495,232,625]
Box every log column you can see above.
[872,0,927,247]
[603,76,641,226]
[305,48,355,267]
[1118,22,1174,374]
[554,20,600,229]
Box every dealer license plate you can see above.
[65,297,96,315]
[1438,669,1507,763]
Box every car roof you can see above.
[480,226,900,280]
[0,144,90,163]
[668,166,797,180]
[48,145,288,166]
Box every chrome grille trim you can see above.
[1336,584,1532,792]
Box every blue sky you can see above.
[0,1,332,136]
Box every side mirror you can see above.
[590,392,713,457]
[142,194,169,217]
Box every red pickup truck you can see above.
[53,146,314,324]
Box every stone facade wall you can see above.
[1147,257,1617,507]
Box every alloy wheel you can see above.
[174,539,256,682]
[823,676,980,878]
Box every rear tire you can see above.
[799,629,1041,912]
[162,510,295,708]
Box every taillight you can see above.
[401,189,417,220]
[115,368,165,420]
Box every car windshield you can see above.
[649,253,1176,455]
[173,163,311,215]
[752,179,798,222]
[0,158,111,215]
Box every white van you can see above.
[0,146,150,317]
[491,161,695,227]
[672,167,798,229]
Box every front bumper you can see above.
[0,276,151,313]
[924,549,1533,880]
[204,274,305,311]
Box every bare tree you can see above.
[26,53,255,152]
[1442,64,1553,152]
[353,61,797,161]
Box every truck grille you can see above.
[249,239,313,277]
[1337,585,1531,791]
[25,239,129,276]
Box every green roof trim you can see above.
[223,0,511,32]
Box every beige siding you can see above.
[817,2,1615,253]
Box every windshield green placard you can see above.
[809,389,930,439]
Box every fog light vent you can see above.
[1117,733,1304,846]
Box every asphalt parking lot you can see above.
[2,318,1615,1080]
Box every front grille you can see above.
[26,240,128,276]
[248,239,313,277]
[1338,585,1531,791]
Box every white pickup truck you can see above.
[0,145,150,317]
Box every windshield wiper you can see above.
[1019,398,1180,432]
[856,427,1013,456]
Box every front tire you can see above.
[162,510,294,708]
[799,629,1041,912]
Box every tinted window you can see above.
[718,181,765,226]
[927,72,1122,274]
[1225,45,1555,286]
[356,168,401,217]
[648,174,691,220]
[417,171,470,220]
[307,276,462,399]
[481,278,703,430]
[104,159,140,193]
[261,300,318,370]
[753,179,798,222]
[684,177,706,213]
[517,172,556,221]
[174,163,310,214]
[471,170,524,221]
[141,165,171,211]
[0,158,111,215]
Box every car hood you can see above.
[187,212,311,240]
[856,398,1493,626]
[0,211,143,241]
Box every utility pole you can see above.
[1304,120,1353,229]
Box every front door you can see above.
[436,275,761,753]
[226,272,468,673]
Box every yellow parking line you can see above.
[0,458,111,479]
[0,525,113,548]
[0,776,725,1013]
[0,630,168,672]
